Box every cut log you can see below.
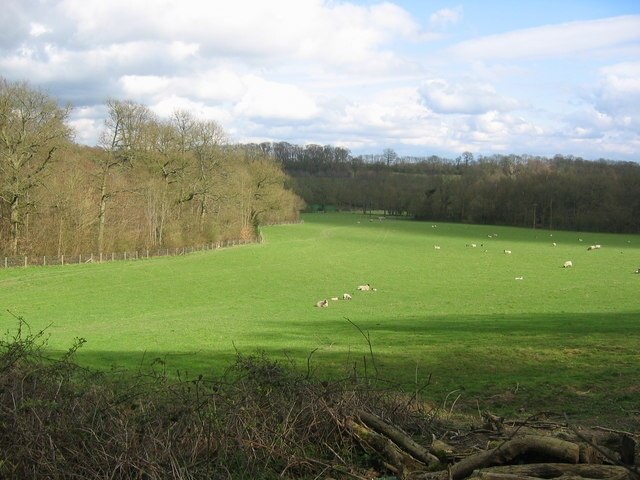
[357,410,440,467]
[346,418,426,478]
[470,463,636,480]
[411,435,582,480]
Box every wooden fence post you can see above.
[24,256,28,268]
[61,255,64,266]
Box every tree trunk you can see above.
[416,435,581,480]
[468,463,635,480]
[10,196,19,255]
[97,171,108,254]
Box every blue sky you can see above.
[1,0,639,160]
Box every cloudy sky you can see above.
[2,0,639,160]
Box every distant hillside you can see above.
[241,142,640,233]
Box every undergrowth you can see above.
[0,318,444,479]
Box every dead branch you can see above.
[346,417,426,478]
[357,410,440,467]
[469,463,635,480]
[411,435,582,480]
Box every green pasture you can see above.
[1,213,639,422]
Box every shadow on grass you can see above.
[61,311,640,424]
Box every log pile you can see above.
[345,411,639,480]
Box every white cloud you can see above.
[67,105,108,145]
[592,62,640,121]
[29,22,51,37]
[419,78,521,114]
[234,76,320,122]
[429,6,462,29]
[119,75,172,98]
[149,95,232,125]
[449,15,640,60]
[56,0,424,71]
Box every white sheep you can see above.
[515,276,523,280]
[331,297,339,301]
[357,284,371,291]
[433,245,441,250]
[343,293,352,300]
[587,245,597,251]
[315,299,329,308]
[595,244,601,249]
[552,242,557,247]
[634,268,640,274]
[504,249,512,255]
[563,260,573,268]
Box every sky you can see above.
[1,0,639,161]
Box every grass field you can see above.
[1,213,639,424]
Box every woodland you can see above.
[254,142,640,233]
[0,78,302,258]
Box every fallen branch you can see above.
[357,410,440,467]
[411,435,581,480]
[469,463,635,480]
[346,417,426,478]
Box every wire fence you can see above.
[1,219,305,270]
[1,237,260,270]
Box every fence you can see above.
[1,237,259,269]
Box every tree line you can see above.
[249,141,640,233]
[0,79,302,257]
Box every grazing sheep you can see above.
[315,299,329,308]
[563,260,573,268]
[331,297,339,301]
[595,244,601,249]
[579,238,583,242]
[552,242,557,247]
[504,249,512,255]
[434,245,441,250]
[357,284,371,291]
[587,245,597,251]
[343,293,352,300]
[634,268,640,274]
[515,276,524,280]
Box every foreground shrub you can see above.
[0,320,440,479]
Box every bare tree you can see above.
[0,78,71,254]
[382,148,398,167]
[96,99,153,253]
